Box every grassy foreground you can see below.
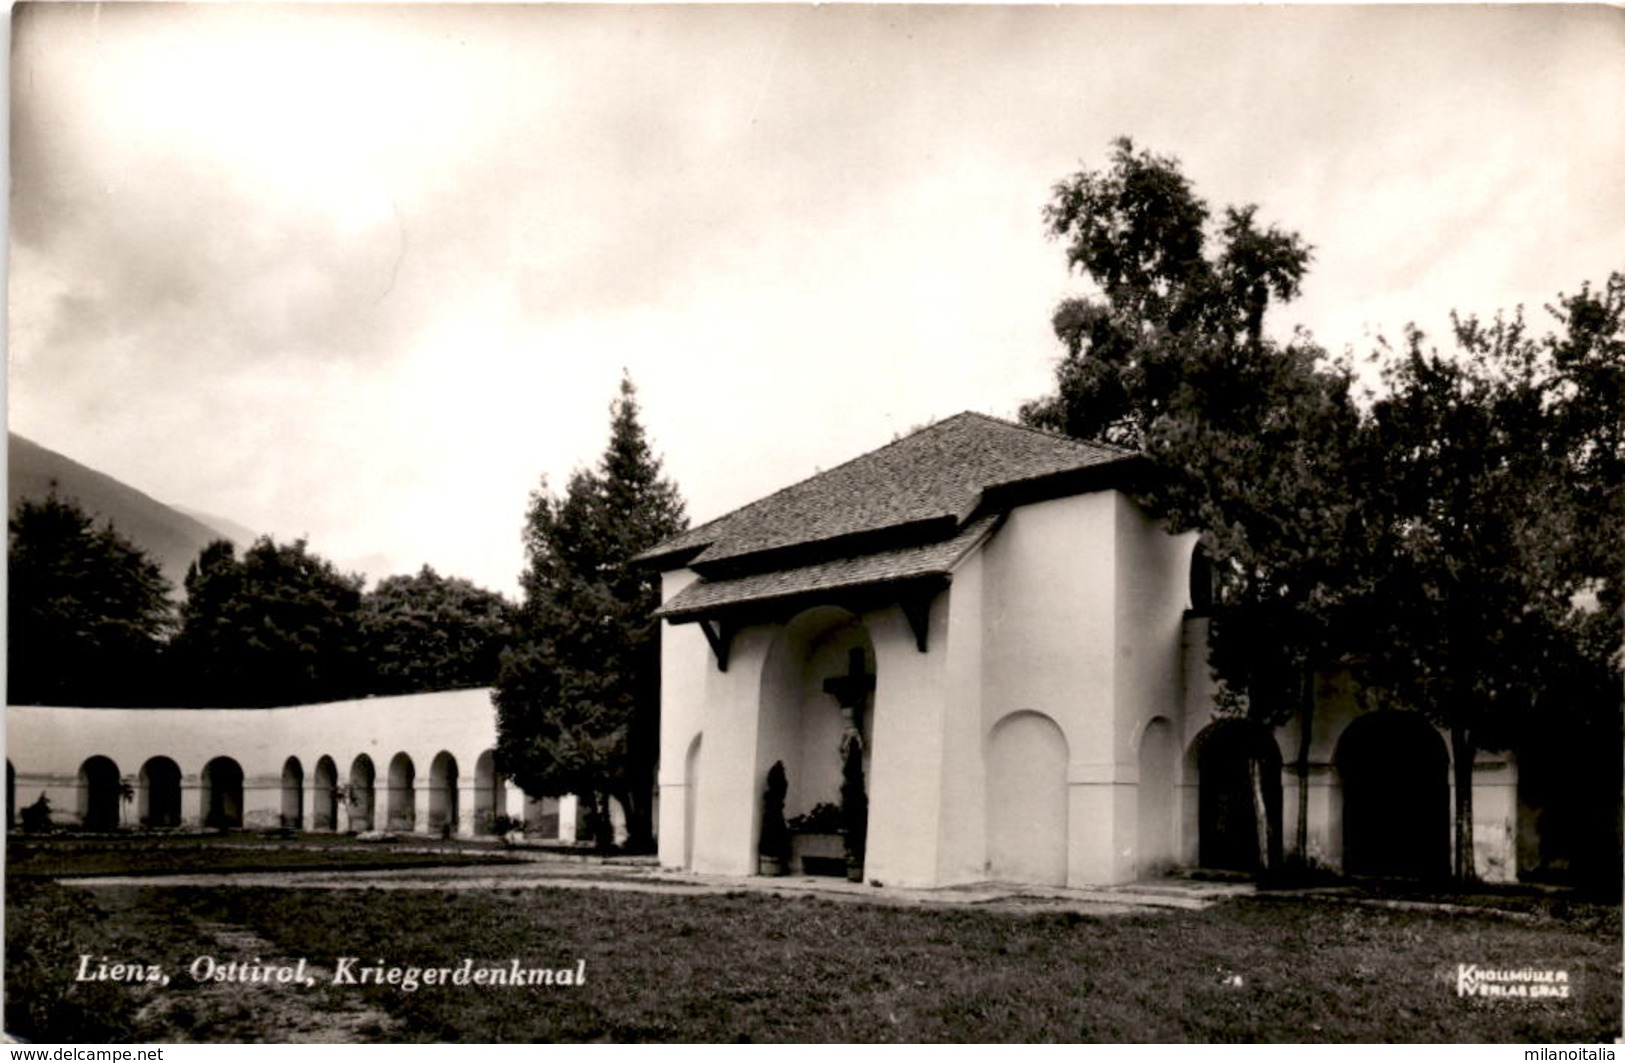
[6,874,1619,1043]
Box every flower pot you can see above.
[758,855,787,877]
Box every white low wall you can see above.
[6,688,576,839]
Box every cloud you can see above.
[9,4,1622,595]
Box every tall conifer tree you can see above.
[495,374,687,850]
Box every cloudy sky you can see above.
[10,3,1623,596]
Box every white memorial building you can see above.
[642,413,1524,888]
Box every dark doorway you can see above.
[350,755,376,832]
[139,757,183,827]
[1197,721,1283,872]
[314,756,339,831]
[281,757,304,830]
[78,756,123,830]
[202,757,244,829]
[1338,713,1449,878]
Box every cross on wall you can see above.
[822,647,874,732]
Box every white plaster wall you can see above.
[655,568,708,870]
[864,601,949,888]
[1136,717,1179,874]
[1471,750,1519,884]
[980,492,1117,751]
[689,627,774,875]
[986,711,1069,885]
[1111,497,1197,881]
[933,550,987,885]
[8,689,513,836]
[979,491,1119,887]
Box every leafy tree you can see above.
[1022,138,1358,871]
[1022,137,1312,449]
[494,374,688,851]
[8,491,175,706]
[1025,141,1623,884]
[168,536,365,707]
[359,565,515,695]
[1360,276,1624,881]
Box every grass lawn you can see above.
[6,871,1619,1043]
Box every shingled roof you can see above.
[644,412,1142,622]
[656,514,1002,623]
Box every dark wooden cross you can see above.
[822,648,875,726]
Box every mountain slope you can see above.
[172,505,258,550]
[8,433,238,589]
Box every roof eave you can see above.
[632,541,713,571]
[689,514,959,580]
[966,453,1151,521]
[657,571,952,628]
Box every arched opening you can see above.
[388,753,416,832]
[429,752,458,835]
[683,734,702,871]
[987,711,1070,886]
[138,756,182,828]
[757,611,877,877]
[1517,724,1623,888]
[281,757,304,830]
[1337,712,1449,878]
[201,757,244,829]
[77,756,123,830]
[1137,717,1178,877]
[1188,542,1217,615]
[1194,720,1283,873]
[313,756,339,831]
[349,755,376,832]
[758,607,876,878]
[7,760,17,828]
[474,750,503,834]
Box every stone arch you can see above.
[987,710,1069,886]
[683,733,702,871]
[313,756,339,831]
[202,756,244,829]
[1336,712,1449,878]
[1190,720,1282,872]
[138,756,183,828]
[474,750,503,834]
[758,607,876,874]
[77,755,123,830]
[349,754,377,832]
[388,752,416,832]
[1136,716,1178,877]
[281,757,304,830]
[429,752,458,834]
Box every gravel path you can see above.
[61,859,1250,916]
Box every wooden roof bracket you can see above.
[901,592,931,653]
[698,617,734,672]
